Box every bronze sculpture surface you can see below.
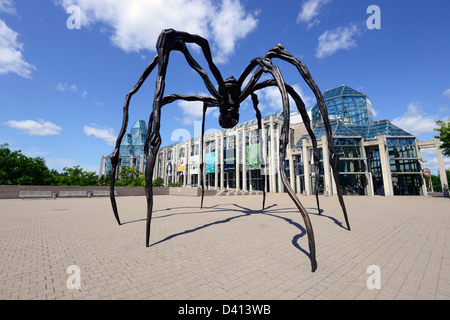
[110,29,350,272]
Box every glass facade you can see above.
[297,84,425,197]
[311,85,374,128]
[106,120,147,175]
[387,137,423,195]
[333,138,368,195]
[368,149,384,195]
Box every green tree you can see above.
[58,165,99,186]
[98,174,111,186]
[152,177,164,187]
[115,167,145,187]
[435,118,450,157]
[0,143,54,185]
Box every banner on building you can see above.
[166,161,173,177]
[223,148,236,172]
[177,158,185,176]
[189,155,199,175]
[205,152,215,174]
[246,143,260,170]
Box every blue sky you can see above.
[1,0,449,175]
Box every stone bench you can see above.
[59,191,87,198]
[93,190,117,197]
[19,191,53,200]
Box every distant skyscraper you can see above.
[104,120,147,176]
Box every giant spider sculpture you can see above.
[109,29,350,272]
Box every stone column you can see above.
[187,142,192,186]
[220,132,225,190]
[361,143,374,196]
[302,139,311,195]
[269,116,275,192]
[435,137,449,196]
[288,131,295,191]
[104,157,109,177]
[212,137,216,190]
[295,156,301,194]
[242,127,247,191]
[261,123,268,193]
[184,142,188,187]
[275,122,283,193]
[163,150,168,186]
[378,136,393,196]
[321,135,332,196]
[236,131,240,191]
[99,156,104,178]
[139,154,144,174]
[415,138,427,196]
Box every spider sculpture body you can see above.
[110,29,350,272]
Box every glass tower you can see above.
[311,84,374,128]
[106,120,147,175]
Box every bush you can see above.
[168,181,183,187]
[152,177,164,187]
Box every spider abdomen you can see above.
[218,101,240,129]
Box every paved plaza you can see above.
[0,193,449,300]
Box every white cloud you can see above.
[392,103,438,137]
[5,119,63,136]
[56,82,78,92]
[420,148,450,175]
[257,84,315,113]
[297,0,330,29]
[177,100,205,126]
[210,0,259,63]
[56,0,258,63]
[56,82,89,98]
[316,24,361,58]
[0,19,36,78]
[439,106,449,113]
[175,92,218,125]
[444,88,450,99]
[84,124,116,145]
[0,0,15,15]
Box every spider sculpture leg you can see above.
[265,45,350,230]
[237,63,321,214]
[200,102,208,210]
[143,29,227,247]
[240,57,317,271]
[143,117,161,248]
[111,29,225,248]
[250,79,322,214]
[250,93,266,210]
[284,85,322,214]
[110,55,159,226]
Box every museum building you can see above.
[99,84,449,197]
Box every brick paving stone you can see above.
[0,194,449,300]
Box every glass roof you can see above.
[311,84,374,128]
[322,84,365,100]
[295,120,414,150]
